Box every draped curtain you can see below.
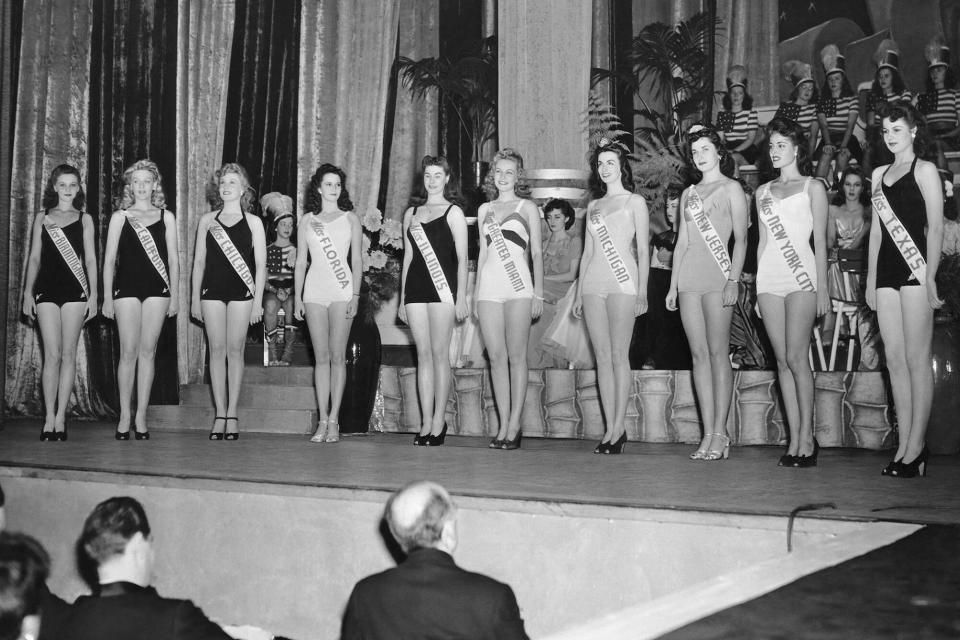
[714,0,779,106]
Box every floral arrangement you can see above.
[359,207,403,316]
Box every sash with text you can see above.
[686,187,731,278]
[209,220,255,296]
[309,216,352,292]
[408,215,454,304]
[756,184,816,293]
[871,183,927,283]
[588,207,636,295]
[483,202,527,294]
[46,223,89,299]
[126,213,170,290]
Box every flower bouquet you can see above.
[359,207,403,318]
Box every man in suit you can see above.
[341,481,528,640]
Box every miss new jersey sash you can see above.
[756,184,816,292]
[45,223,89,299]
[483,203,526,294]
[126,213,169,290]
[308,215,351,292]
[408,215,454,305]
[871,182,927,283]
[686,187,731,278]
[208,220,255,296]
[588,207,637,295]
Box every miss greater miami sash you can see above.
[308,215,351,292]
[686,187,731,278]
[408,213,454,305]
[208,219,255,296]
[588,205,637,295]
[125,213,169,290]
[756,184,816,292]
[482,202,527,294]
[45,222,89,299]
[871,181,927,283]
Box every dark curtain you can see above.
[86,0,180,413]
[222,0,301,206]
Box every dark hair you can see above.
[206,163,256,213]
[0,532,50,640]
[870,67,906,101]
[820,72,855,98]
[305,163,354,214]
[543,198,575,230]
[788,81,819,103]
[832,166,870,206]
[408,155,465,207]
[926,66,957,92]
[482,148,532,200]
[267,213,296,245]
[385,484,454,554]
[722,87,754,111]
[687,125,736,183]
[766,117,814,176]
[665,183,685,201]
[882,101,932,160]
[80,497,151,566]
[588,144,634,198]
[41,164,85,210]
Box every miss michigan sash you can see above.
[208,220,255,297]
[125,213,169,290]
[482,203,526,294]
[756,184,816,292]
[308,216,351,291]
[686,187,731,278]
[871,182,927,284]
[45,223,89,299]
[408,215,454,305]
[588,207,636,295]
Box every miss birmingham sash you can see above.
[686,187,731,278]
[588,206,636,295]
[125,213,169,290]
[208,220,255,296]
[45,223,89,299]
[756,184,816,293]
[871,182,927,283]
[308,215,351,291]
[483,202,527,294]
[408,215,454,305]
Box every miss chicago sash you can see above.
[483,202,527,294]
[208,219,255,296]
[408,214,454,304]
[588,206,636,295]
[757,184,816,293]
[686,187,731,278]
[125,213,169,290]
[309,215,351,292]
[871,182,926,284]
[45,222,89,299]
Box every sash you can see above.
[482,203,526,294]
[208,220,255,296]
[686,187,731,278]
[45,223,89,299]
[125,213,170,290]
[871,182,926,283]
[588,208,636,295]
[308,216,351,291]
[756,184,816,292]
[408,216,454,305]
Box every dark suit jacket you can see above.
[341,548,528,640]
[47,581,232,640]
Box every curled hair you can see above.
[788,81,819,103]
[0,532,50,640]
[543,198,575,230]
[385,483,455,554]
[588,144,634,198]
[832,166,870,207]
[305,163,354,213]
[766,117,814,176]
[722,88,754,111]
[41,164,85,211]
[665,183,685,202]
[820,73,855,98]
[883,100,932,160]
[482,148,532,200]
[870,68,906,102]
[80,497,151,566]
[926,66,957,92]
[407,155,465,208]
[117,159,167,210]
[687,125,736,182]
[206,163,256,213]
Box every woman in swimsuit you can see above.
[294,164,362,444]
[102,160,179,440]
[190,163,266,440]
[22,164,98,441]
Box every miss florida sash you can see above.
[125,213,169,290]
[756,184,816,292]
[871,182,927,283]
[588,207,636,295]
[308,215,351,292]
[208,220,255,296]
[686,187,731,278]
[45,223,89,299]
[408,215,454,305]
[483,203,527,294]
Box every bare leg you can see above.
[113,298,143,432]
[325,301,354,434]
[224,301,253,431]
[900,286,934,462]
[503,298,533,440]
[134,297,170,432]
[201,301,229,423]
[702,291,736,451]
[784,292,818,456]
[876,289,911,461]
[426,303,456,436]
[583,295,615,442]
[758,294,801,456]
[35,303,62,433]
[679,293,713,455]
[54,302,87,431]
[405,304,434,437]
[478,301,511,440]
[305,303,332,424]
[606,294,638,440]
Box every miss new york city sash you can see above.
[483,202,526,294]
[45,223,89,299]
[309,215,351,292]
[686,187,731,278]
[125,213,169,291]
[408,214,454,304]
[756,184,816,292]
[588,206,636,295]
[871,182,926,283]
[208,220,255,296]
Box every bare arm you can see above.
[573,203,595,318]
[809,180,831,316]
[81,213,99,321]
[347,213,363,319]
[917,160,945,308]
[447,205,469,321]
[865,169,884,310]
[666,190,690,309]
[100,212,126,319]
[473,204,488,303]
[293,217,310,320]
[525,200,544,317]
[631,194,650,315]
[164,210,180,316]
[21,212,46,318]
[840,101,858,149]
[191,213,212,321]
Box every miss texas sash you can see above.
[408,213,454,304]
[308,215,351,292]
[756,183,816,292]
[125,213,169,290]
[686,187,731,278]
[871,181,927,283]
[208,219,255,296]
[588,206,637,295]
[45,222,89,299]
[483,202,526,294]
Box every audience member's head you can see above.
[0,532,50,640]
[542,198,575,231]
[79,497,153,586]
[385,482,457,555]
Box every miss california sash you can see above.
[483,202,526,294]
[686,187,731,278]
[208,219,255,296]
[588,206,636,295]
[125,213,169,290]
[45,222,89,299]
[308,215,351,291]
[871,182,927,283]
[408,214,454,305]
[756,184,816,292]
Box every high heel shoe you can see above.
[881,455,903,476]
[689,435,711,460]
[311,419,329,443]
[209,416,226,441]
[499,431,522,450]
[323,420,340,443]
[115,428,131,441]
[224,417,239,440]
[488,436,505,449]
[794,438,820,468]
[593,436,612,454]
[703,433,730,461]
[134,428,150,440]
[41,430,55,441]
[602,432,627,455]
[777,453,796,467]
[425,423,447,446]
[890,446,928,478]
[55,428,68,442]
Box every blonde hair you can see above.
[482,148,532,200]
[118,159,166,210]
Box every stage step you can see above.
[178,382,317,409]
[145,405,316,434]
[242,365,314,386]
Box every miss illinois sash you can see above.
[208,219,255,296]
[871,182,927,283]
[125,213,169,290]
[482,202,527,294]
[588,207,637,295]
[408,215,454,305]
[686,187,731,278]
[756,184,816,292]
[308,215,351,292]
[45,223,89,299]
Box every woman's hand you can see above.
[295,299,305,321]
[346,296,358,319]
[286,247,297,268]
[397,302,407,324]
[635,292,648,317]
[928,278,945,310]
[22,295,35,321]
[722,280,738,307]
[102,297,115,320]
[817,289,831,318]
[85,297,98,323]
[665,288,678,312]
[455,296,468,322]
[836,147,851,162]
[572,295,583,319]
[823,144,836,157]
[191,298,203,322]
[531,296,543,319]
[865,284,876,311]
[167,295,179,318]
[249,303,263,326]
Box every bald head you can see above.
[385,481,456,554]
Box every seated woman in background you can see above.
[260,192,297,366]
[863,40,912,173]
[716,65,759,166]
[814,45,861,184]
[917,36,960,170]
[776,60,820,148]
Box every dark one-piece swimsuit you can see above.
[34,213,88,307]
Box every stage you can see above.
[0,419,958,638]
